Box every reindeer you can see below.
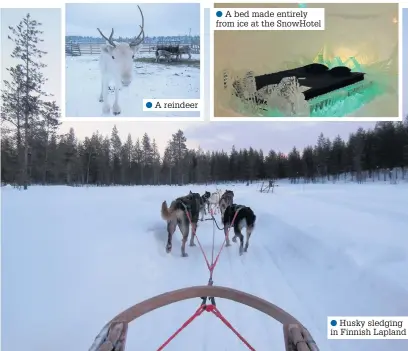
[155,49,172,63]
[176,45,192,60]
[97,5,145,115]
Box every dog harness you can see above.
[229,205,245,221]
[178,198,199,223]
[177,199,192,217]
[233,205,245,213]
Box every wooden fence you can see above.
[65,42,200,56]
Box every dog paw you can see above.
[239,246,244,255]
[181,252,189,257]
[189,242,196,247]
[226,242,231,247]
[232,237,237,243]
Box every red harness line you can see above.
[156,207,256,350]
[187,207,239,279]
[156,304,256,351]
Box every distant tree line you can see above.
[2,120,408,187]
[66,35,200,45]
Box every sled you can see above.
[260,180,276,193]
[89,285,319,351]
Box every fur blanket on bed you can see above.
[257,76,311,116]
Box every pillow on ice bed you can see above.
[329,66,352,77]
[303,63,329,74]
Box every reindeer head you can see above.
[97,5,145,87]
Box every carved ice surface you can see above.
[264,76,311,116]
[223,65,387,117]
[221,46,397,117]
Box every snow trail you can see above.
[2,182,408,350]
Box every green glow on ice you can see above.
[334,57,343,67]
[348,57,363,72]
[233,56,387,117]
[260,80,384,117]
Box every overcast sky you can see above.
[404,9,407,116]
[1,8,61,106]
[65,3,200,38]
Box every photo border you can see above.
[209,0,402,122]
[61,0,205,122]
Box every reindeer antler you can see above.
[97,28,116,47]
[129,5,145,47]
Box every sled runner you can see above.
[89,285,319,351]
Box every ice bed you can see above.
[223,63,379,117]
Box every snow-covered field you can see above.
[2,182,408,351]
[65,54,200,117]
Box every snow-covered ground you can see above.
[65,54,200,117]
[2,182,408,351]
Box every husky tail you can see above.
[161,201,172,220]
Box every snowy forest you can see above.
[2,121,408,187]
[2,13,408,188]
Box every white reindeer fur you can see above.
[99,42,142,115]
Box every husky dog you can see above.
[199,191,211,220]
[223,204,256,255]
[188,190,209,221]
[201,191,211,205]
[161,192,201,257]
[155,49,172,63]
[207,189,223,212]
[219,190,234,218]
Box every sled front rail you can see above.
[90,285,319,351]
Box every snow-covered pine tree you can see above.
[6,13,50,189]
[1,64,26,185]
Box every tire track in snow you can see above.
[130,219,210,350]
[221,243,273,350]
[196,219,243,350]
[236,245,287,349]
[205,189,302,349]
[250,212,333,351]
[206,220,306,349]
